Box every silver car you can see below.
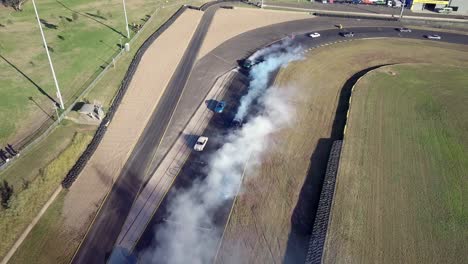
[194,136,208,151]
[426,34,441,40]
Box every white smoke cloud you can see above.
[140,42,303,264]
[234,41,303,122]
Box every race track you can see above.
[72,2,468,263]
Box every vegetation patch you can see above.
[0,131,92,258]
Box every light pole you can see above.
[261,0,264,8]
[31,0,64,109]
[122,0,130,39]
[399,0,407,19]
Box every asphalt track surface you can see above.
[72,3,468,263]
[71,5,218,264]
[132,27,468,262]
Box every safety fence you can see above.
[61,5,191,188]
[312,11,399,21]
[305,140,342,264]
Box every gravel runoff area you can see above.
[216,38,468,264]
[62,9,203,232]
[198,7,310,59]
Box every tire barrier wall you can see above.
[61,5,191,188]
[305,140,343,264]
[312,12,399,21]
[199,0,241,11]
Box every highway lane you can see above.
[132,26,468,261]
[71,5,221,264]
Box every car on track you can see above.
[214,101,226,113]
[194,136,208,151]
[426,34,442,40]
[309,32,321,38]
[232,118,243,128]
[397,27,412,33]
[340,31,355,37]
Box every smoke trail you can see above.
[140,42,302,264]
[234,41,303,122]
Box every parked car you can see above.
[340,31,355,37]
[309,32,321,38]
[426,34,442,40]
[194,136,208,151]
[214,101,226,113]
[397,27,412,33]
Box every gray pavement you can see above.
[263,0,468,19]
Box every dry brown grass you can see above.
[216,38,468,263]
[324,64,468,264]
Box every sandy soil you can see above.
[198,7,310,59]
[62,9,203,232]
[216,39,468,263]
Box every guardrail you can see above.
[62,5,191,188]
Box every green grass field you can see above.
[0,0,194,146]
[324,64,468,263]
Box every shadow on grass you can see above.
[56,0,125,38]
[283,64,391,264]
[0,54,59,107]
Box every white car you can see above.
[309,32,321,38]
[426,34,441,40]
[194,136,208,151]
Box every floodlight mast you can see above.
[122,0,130,39]
[31,0,64,109]
[400,0,407,19]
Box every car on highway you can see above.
[426,34,442,40]
[340,31,355,37]
[397,27,412,33]
[194,136,208,151]
[214,101,226,113]
[309,32,321,38]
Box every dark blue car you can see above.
[214,101,226,113]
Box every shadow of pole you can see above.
[283,64,392,264]
[29,96,55,120]
[56,0,126,38]
[0,54,59,107]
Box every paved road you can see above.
[72,5,220,264]
[132,24,468,261]
[72,2,468,263]
[263,0,468,19]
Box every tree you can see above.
[2,0,28,11]
[0,180,14,209]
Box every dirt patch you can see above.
[62,9,203,231]
[198,7,310,59]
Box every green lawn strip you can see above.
[0,0,160,145]
[0,129,93,258]
[7,191,76,264]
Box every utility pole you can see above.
[399,0,407,19]
[261,0,264,8]
[122,0,130,39]
[31,0,64,109]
